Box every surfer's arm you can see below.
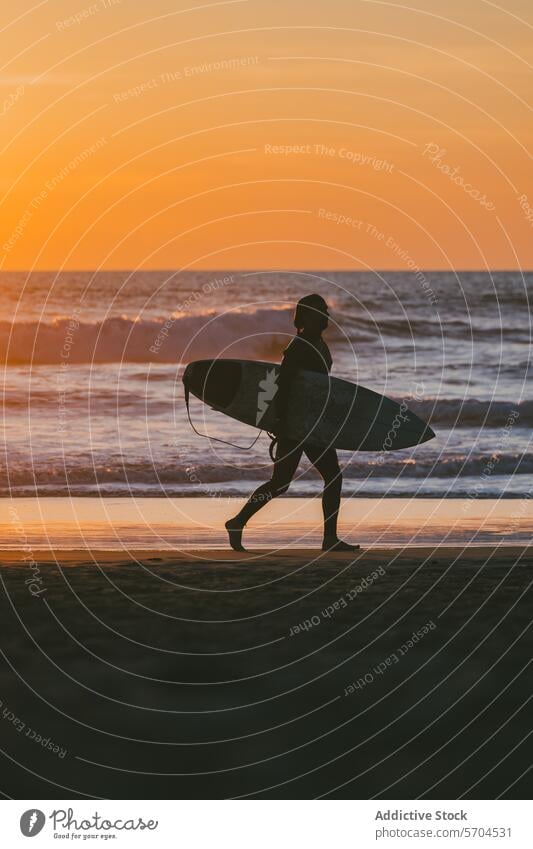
[275,347,299,430]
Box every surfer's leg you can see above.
[225,439,302,550]
[305,446,360,552]
[305,446,342,538]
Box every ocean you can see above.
[1,270,532,500]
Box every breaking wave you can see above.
[409,398,533,428]
[0,308,293,365]
[2,451,533,496]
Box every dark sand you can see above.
[0,546,531,799]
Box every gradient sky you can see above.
[1,0,532,270]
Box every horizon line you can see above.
[1,267,532,274]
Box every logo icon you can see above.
[256,368,278,425]
[20,810,45,837]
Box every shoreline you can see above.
[2,496,532,550]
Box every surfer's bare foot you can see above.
[225,519,246,551]
[322,537,360,552]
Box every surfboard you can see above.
[183,359,435,451]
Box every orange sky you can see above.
[1,0,533,270]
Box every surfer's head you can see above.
[294,294,329,336]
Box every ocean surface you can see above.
[0,270,532,500]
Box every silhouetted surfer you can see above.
[226,294,359,552]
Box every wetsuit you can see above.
[232,332,342,538]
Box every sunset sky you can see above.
[1,0,532,270]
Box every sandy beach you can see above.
[1,542,531,799]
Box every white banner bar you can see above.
[1,800,530,848]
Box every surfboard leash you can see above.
[267,433,278,462]
[183,382,265,451]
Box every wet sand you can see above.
[0,545,531,799]
[3,496,533,549]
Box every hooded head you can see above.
[293,294,329,336]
